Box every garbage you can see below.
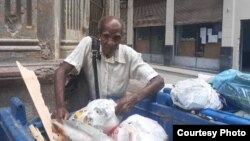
[69,99,119,134]
[212,69,238,89]
[52,119,114,141]
[198,73,215,83]
[234,111,250,119]
[171,78,223,110]
[69,99,168,141]
[212,69,250,114]
[111,114,168,141]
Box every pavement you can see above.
[127,64,216,93]
[150,64,216,84]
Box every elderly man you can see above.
[54,16,164,119]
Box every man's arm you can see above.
[54,62,75,119]
[115,75,164,115]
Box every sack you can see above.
[213,69,250,113]
[52,120,114,141]
[64,69,91,112]
[211,69,238,89]
[171,78,223,110]
[111,114,168,141]
[69,99,119,134]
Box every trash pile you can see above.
[171,78,222,110]
[63,99,168,141]
[212,69,250,114]
[16,62,168,141]
[69,99,119,134]
[168,69,250,119]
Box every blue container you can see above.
[200,108,250,125]
[125,95,225,141]
[156,92,173,106]
[163,87,172,94]
[3,91,250,141]
[0,97,35,141]
[136,91,250,141]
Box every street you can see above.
[127,64,216,94]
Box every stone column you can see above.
[221,0,234,71]
[164,0,174,66]
[82,0,90,36]
[54,0,61,59]
[127,0,133,46]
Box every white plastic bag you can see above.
[69,99,119,134]
[111,114,168,141]
[198,73,215,83]
[171,78,222,110]
[52,119,114,141]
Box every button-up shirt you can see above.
[64,36,158,99]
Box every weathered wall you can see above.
[0,65,57,120]
[0,0,120,121]
[37,0,55,60]
[0,81,55,120]
[222,0,250,69]
[0,0,55,64]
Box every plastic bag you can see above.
[212,69,250,113]
[171,78,223,110]
[69,99,119,134]
[211,69,239,89]
[198,73,215,83]
[111,114,168,141]
[52,119,114,141]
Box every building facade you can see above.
[0,0,120,119]
[122,0,250,73]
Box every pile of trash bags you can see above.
[171,78,223,110]
[170,69,250,116]
[53,69,250,140]
[63,99,168,141]
[212,69,250,114]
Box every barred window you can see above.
[3,0,36,38]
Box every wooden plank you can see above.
[16,61,55,141]
[29,125,45,141]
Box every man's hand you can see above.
[115,94,139,116]
[54,62,74,120]
[55,107,69,120]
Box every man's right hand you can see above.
[55,107,69,120]
[54,62,75,120]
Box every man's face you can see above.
[100,19,122,58]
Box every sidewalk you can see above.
[127,64,217,93]
[150,64,216,84]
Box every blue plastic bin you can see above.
[125,94,226,141]
[123,90,250,141]
[0,97,35,141]
[2,91,250,141]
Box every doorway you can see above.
[134,26,165,64]
[240,20,250,72]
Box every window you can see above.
[2,0,36,37]
[63,0,85,40]
[175,23,222,58]
[135,26,165,54]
